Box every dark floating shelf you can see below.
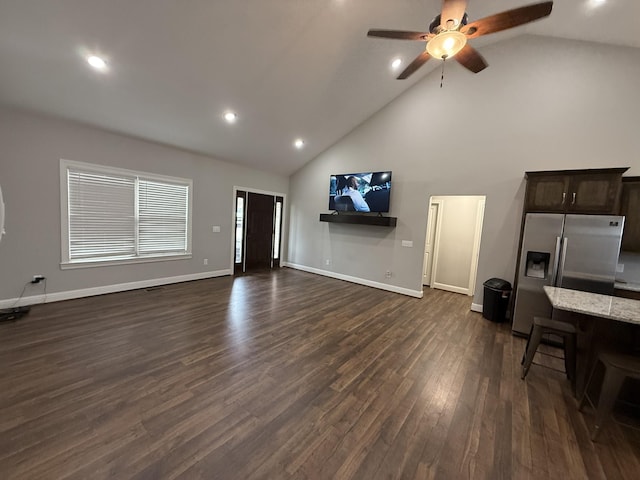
[319,213,397,227]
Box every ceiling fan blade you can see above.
[462,1,553,39]
[367,29,429,41]
[440,0,468,29]
[397,51,431,80]
[455,44,488,73]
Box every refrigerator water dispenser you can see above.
[525,251,550,279]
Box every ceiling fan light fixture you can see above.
[426,30,467,59]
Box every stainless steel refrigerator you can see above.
[512,213,624,335]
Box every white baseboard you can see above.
[471,303,483,313]
[0,269,232,309]
[283,262,423,298]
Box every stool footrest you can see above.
[533,316,576,334]
[521,318,577,383]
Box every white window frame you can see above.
[60,159,193,269]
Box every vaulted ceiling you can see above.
[1,1,638,175]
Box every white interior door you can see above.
[430,196,486,296]
[423,202,439,285]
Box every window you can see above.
[273,198,282,261]
[234,194,245,264]
[61,160,192,267]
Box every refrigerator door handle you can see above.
[557,237,568,286]
[552,236,562,284]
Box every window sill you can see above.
[60,253,192,270]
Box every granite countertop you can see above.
[543,286,640,325]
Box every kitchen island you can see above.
[543,286,640,408]
[543,286,640,325]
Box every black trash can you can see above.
[482,278,512,322]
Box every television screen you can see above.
[329,171,392,213]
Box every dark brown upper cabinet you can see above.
[620,177,640,252]
[524,168,628,214]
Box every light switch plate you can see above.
[401,240,413,248]
[212,226,221,233]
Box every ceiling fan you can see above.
[368,0,553,79]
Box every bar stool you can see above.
[521,317,577,381]
[579,351,640,441]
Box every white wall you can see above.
[0,107,289,304]
[287,35,640,304]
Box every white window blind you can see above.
[63,161,191,265]
[68,171,136,260]
[138,179,188,254]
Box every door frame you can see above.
[467,198,485,296]
[429,196,485,296]
[423,200,441,286]
[428,198,445,291]
[230,186,287,273]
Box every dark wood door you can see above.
[245,192,274,270]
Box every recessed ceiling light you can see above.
[87,55,108,71]
[391,58,402,70]
[223,111,238,124]
[587,0,607,8]
[294,138,305,149]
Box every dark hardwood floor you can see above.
[1,269,639,479]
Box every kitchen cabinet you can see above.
[620,177,640,252]
[524,168,628,214]
[524,174,570,212]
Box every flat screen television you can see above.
[329,171,392,213]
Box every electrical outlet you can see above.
[616,263,624,273]
[385,270,392,279]
[31,275,45,283]
[325,259,331,266]
[203,259,208,266]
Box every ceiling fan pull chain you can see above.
[440,57,446,88]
